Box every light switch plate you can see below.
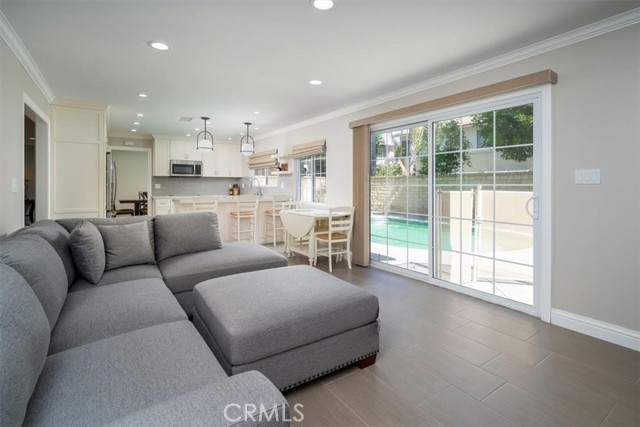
[575,169,600,185]
[11,178,18,193]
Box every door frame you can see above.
[369,85,552,321]
[107,146,153,207]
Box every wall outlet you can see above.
[11,178,18,193]
[575,169,600,185]
[155,183,161,189]
[280,182,285,189]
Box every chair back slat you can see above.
[327,206,355,236]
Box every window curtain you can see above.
[248,149,279,169]
[291,139,326,159]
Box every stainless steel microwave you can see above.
[170,160,202,177]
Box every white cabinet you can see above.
[170,140,202,161]
[201,142,243,177]
[153,138,170,176]
[153,198,173,215]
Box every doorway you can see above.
[369,90,547,315]
[107,147,152,216]
[23,97,50,226]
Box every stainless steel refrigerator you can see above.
[106,151,118,217]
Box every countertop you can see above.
[152,195,278,202]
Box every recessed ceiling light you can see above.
[227,137,232,140]
[195,128,200,131]
[133,121,140,125]
[206,121,211,124]
[138,93,147,98]
[137,113,144,117]
[254,127,260,130]
[147,41,171,51]
[240,132,244,135]
[253,111,260,115]
[309,79,323,85]
[131,129,137,132]
[310,0,335,11]
[186,133,191,137]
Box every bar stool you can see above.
[192,196,218,213]
[229,196,259,242]
[264,195,292,247]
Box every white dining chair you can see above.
[314,206,355,273]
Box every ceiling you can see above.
[2,0,638,142]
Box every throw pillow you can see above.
[98,221,156,270]
[68,220,105,284]
[154,212,222,261]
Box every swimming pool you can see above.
[370,216,451,249]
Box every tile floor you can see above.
[277,247,640,427]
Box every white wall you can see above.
[0,37,49,236]
[258,25,640,332]
[111,150,149,210]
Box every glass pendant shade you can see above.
[241,142,254,156]
[197,138,213,151]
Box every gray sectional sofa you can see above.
[0,213,290,426]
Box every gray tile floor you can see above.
[277,247,640,427]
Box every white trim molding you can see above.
[259,7,640,141]
[551,309,640,351]
[0,10,55,102]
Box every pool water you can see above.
[370,217,452,249]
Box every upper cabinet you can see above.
[153,138,170,176]
[170,140,203,161]
[202,142,243,177]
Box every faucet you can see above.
[249,178,262,197]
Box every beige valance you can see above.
[248,149,279,169]
[291,139,326,159]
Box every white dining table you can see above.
[279,208,338,265]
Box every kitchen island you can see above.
[152,195,288,245]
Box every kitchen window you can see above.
[297,154,326,203]
[253,168,279,187]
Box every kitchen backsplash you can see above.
[152,174,295,198]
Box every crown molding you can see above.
[51,98,109,111]
[258,7,640,141]
[0,9,55,103]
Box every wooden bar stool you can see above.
[229,196,259,242]
[264,195,292,247]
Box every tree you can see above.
[472,104,533,162]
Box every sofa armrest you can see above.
[106,371,290,427]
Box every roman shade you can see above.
[291,139,326,159]
[248,149,279,170]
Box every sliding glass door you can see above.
[370,94,540,311]
[370,123,429,274]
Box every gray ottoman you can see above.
[192,265,380,391]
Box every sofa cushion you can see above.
[25,321,227,427]
[154,212,222,262]
[0,234,68,329]
[69,264,163,292]
[158,242,288,294]
[68,221,105,284]
[0,264,50,427]
[17,220,76,286]
[98,222,156,270]
[57,216,155,251]
[50,278,187,354]
[193,265,380,365]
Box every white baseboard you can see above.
[551,309,640,351]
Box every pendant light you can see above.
[240,122,255,156]
[196,117,213,151]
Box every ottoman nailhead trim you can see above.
[279,351,379,392]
